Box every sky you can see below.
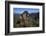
[13,8,39,14]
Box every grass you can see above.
[14,15,39,28]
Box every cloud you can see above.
[13,8,39,14]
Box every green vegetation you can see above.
[14,15,39,28]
